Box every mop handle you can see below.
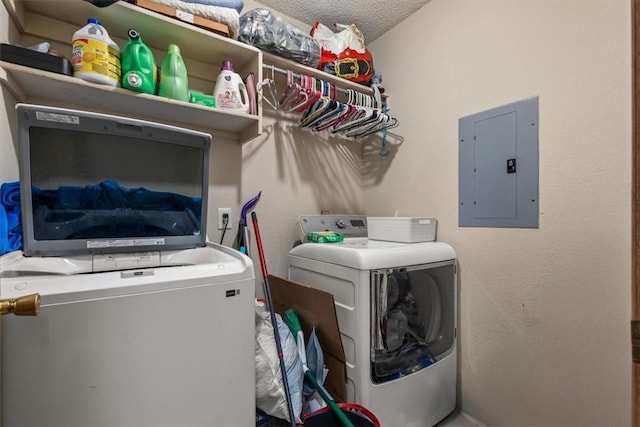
[252,213,269,279]
[251,212,297,427]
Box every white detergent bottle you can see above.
[72,18,121,86]
[213,61,249,112]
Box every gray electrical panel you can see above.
[458,97,539,228]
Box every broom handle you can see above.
[251,212,297,427]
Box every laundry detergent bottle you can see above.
[72,18,121,86]
[213,61,249,112]
[120,29,157,94]
[158,43,189,102]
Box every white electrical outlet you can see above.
[217,208,231,230]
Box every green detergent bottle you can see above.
[120,29,156,94]
[158,43,189,102]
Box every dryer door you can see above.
[370,260,456,384]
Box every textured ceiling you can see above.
[251,0,430,43]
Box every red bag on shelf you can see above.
[311,22,375,86]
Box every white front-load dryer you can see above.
[288,215,457,427]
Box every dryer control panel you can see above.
[298,215,368,241]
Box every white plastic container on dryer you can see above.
[367,216,437,243]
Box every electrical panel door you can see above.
[458,97,539,228]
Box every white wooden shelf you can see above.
[0,61,261,142]
[2,0,392,143]
[14,0,260,71]
[2,0,262,143]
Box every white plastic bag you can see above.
[255,300,304,423]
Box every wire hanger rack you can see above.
[258,63,398,155]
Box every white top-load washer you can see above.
[288,215,457,427]
[1,243,255,426]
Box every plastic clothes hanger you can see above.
[372,85,382,110]
[351,114,398,138]
[313,102,351,131]
[299,98,334,128]
[278,70,306,111]
[342,111,385,138]
[278,73,321,113]
[293,75,321,113]
[299,83,344,130]
[360,98,399,139]
[331,106,377,136]
[256,66,279,110]
[343,113,383,137]
[327,89,375,135]
[345,100,393,137]
[306,100,345,130]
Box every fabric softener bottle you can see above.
[213,61,249,112]
[158,44,189,102]
[121,29,157,94]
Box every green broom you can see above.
[283,309,354,427]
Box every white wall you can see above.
[367,0,632,425]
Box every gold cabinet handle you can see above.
[0,294,41,316]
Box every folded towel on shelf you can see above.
[148,0,240,38]
[1,181,23,256]
[179,0,243,13]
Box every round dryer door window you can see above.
[370,260,456,384]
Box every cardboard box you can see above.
[268,275,347,403]
[131,0,231,38]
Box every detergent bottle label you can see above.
[217,87,242,108]
[72,38,121,82]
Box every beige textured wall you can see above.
[367,0,632,425]
[241,112,364,289]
